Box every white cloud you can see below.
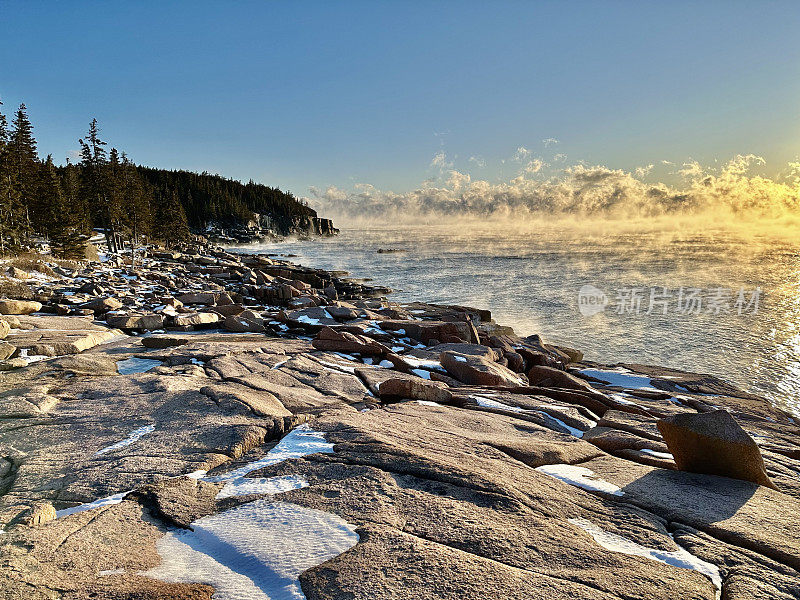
[634,164,654,178]
[306,155,799,222]
[512,146,531,162]
[469,155,486,168]
[553,153,567,162]
[430,151,453,171]
[542,138,559,147]
[523,158,546,174]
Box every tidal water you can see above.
[233,222,800,417]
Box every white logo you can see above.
[578,284,608,316]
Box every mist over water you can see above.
[235,220,800,417]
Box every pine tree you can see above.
[79,119,117,251]
[35,155,63,238]
[152,189,190,248]
[0,101,14,253]
[118,152,152,266]
[7,103,39,245]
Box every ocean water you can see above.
[233,221,800,417]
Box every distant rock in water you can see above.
[377,248,404,254]
[204,214,338,244]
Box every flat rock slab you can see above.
[5,315,124,356]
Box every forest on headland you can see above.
[0,101,319,257]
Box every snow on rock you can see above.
[205,426,334,499]
[55,492,129,518]
[215,474,309,500]
[579,368,656,390]
[95,424,156,456]
[143,500,359,600]
[569,518,721,596]
[535,464,624,496]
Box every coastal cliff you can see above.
[0,245,797,600]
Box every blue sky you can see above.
[1,1,799,198]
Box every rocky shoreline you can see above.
[0,243,799,599]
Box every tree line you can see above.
[0,101,317,257]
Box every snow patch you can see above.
[95,424,155,456]
[143,500,359,600]
[569,518,721,596]
[579,368,656,390]
[535,464,624,496]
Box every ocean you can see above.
[232,220,800,417]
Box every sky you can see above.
[1,1,800,204]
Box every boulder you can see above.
[171,312,220,327]
[79,296,123,313]
[141,336,189,349]
[24,501,57,527]
[106,312,165,331]
[0,342,15,360]
[528,365,600,395]
[0,300,42,315]
[284,307,339,328]
[312,327,387,356]
[0,319,9,340]
[5,266,29,279]
[381,320,472,344]
[176,292,220,305]
[657,410,777,489]
[211,304,246,317]
[223,315,266,333]
[0,357,27,370]
[429,343,501,361]
[378,377,454,404]
[440,351,526,387]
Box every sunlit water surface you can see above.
[232,222,800,417]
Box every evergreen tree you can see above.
[152,189,190,248]
[34,155,63,237]
[79,119,116,251]
[0,101,15,253]
[7,103,38,245]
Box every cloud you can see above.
[634,164,654,178]
[553,153,567,162]
[468,155,486,168]
[430,151,453,171]
[523,158,546,174]
[512,146,531,162]
[66,149,82,162]
[678,161,703,179]
[306,154,800,223]
[542,138,559,147]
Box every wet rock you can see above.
[0,300,42,315]
[657,410,777,489]
[441,351,526,387]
